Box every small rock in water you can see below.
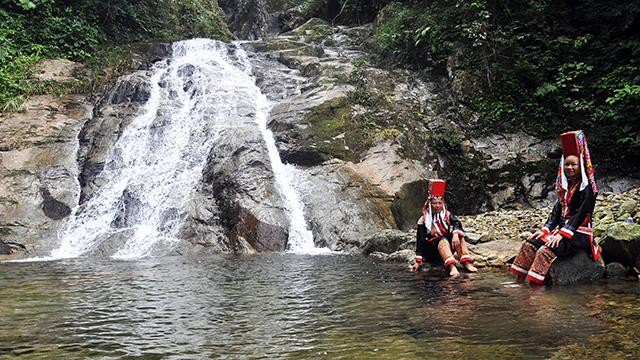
[605,262,629,279]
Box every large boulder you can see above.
[598,222,640,266]
[360,229,414,255]
[469,239,522,267]
[546,251,605,285]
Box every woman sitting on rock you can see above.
[411,179,477,276]
[510,130,599,285]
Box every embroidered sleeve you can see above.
[449,213,465,238]
[542,200,562,233]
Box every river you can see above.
[3,253,634,359]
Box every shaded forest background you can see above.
[1,0,639,177]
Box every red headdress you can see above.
[556,130,597,196]
[428,179,446,201]
[417,179,450,228]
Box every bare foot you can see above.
[515,275,526,283]
[447,263,460,276]
[463,262,478,273]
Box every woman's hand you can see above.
[452,233,461,249]
[545,234,563,248]
[411,262,420,271]
[528,230,544,240]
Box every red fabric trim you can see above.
[526,274,544,284]
[559,228,573,239]
[444,257,456,267]
[509,266,527,277]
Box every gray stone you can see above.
[619,200,637,216]
[598,222,640,266]
[368,251,389,261]
[465,232,481,245]
[546,251,605,285]
[479,230,497,243]
[219,0,281,40]
[605,262,629,279]
[386,249,415,263]
[0,241,11,255]
[360,229,414,255]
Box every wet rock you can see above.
[40,187,71,220]
[300,161,398,250]
[201,126,291,252]
[387,249,415,263]
[105,72,153,104]
[369,251,389,261]
[391,180,430,232]
[468,239,522,268]
[110,188,144,228]
[598,222,640,266]
[0,241,11,255]
[605,262,629,279]
[465,232,481,245]
[360,229,413,255]
[546,251,605,285]
[219,0,280,40]
[0,95,92,259]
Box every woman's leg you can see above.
[453,239,477,272]
[436,238,459,276]
[510,241,538,283]
[526,245,556,284]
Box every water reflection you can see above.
[0,255,627,359]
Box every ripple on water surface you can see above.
[0,254,616,359]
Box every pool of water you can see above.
[0,253,625,359]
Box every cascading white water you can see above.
[252,87,318,253]
[51,38,319,259]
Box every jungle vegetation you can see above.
[306,0,640,177]
[1,0,639,178]
[0,0,228,110]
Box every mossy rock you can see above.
[301,97,374,163]
[391,180,430,232]
[598,222,640,266]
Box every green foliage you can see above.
[298,0,389,25]
[370,0,640,176]
[0,0,228,111]
[430,131,487,214]
[347,60,373,105]
[370,2,452,72]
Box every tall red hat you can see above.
[556,130,597,195]
[429,179,446,199]
[560,131,580,158]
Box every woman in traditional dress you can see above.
[410,179,478,276]
[510,130,599,285]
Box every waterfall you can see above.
[51,38,319,259]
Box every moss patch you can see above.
[301,97,375,163]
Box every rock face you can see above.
[0,94,92,258]
[546,251,605,285]
[199,125,290,253]
[359,229,414,255]
[218,0,282,40]
[1,10,640,262]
